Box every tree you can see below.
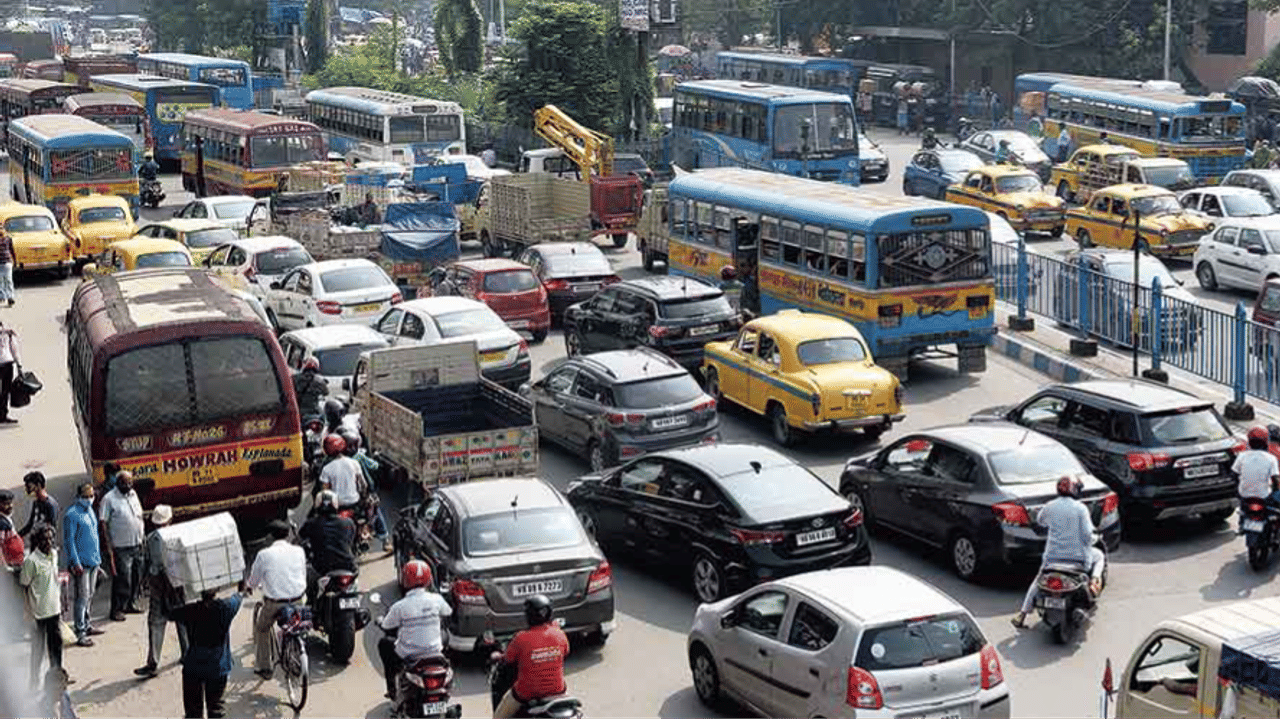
[607,24,655,139]
[145,0,264,54]
[434,0,484,75]
[305,0,330,74]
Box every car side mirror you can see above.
[720,609,739,628]
[342,378,351,391]
[270,281,282,290]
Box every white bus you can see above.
[303,86,465,165]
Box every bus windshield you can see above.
[156,88,214,106]
[1180,116,1242,141]
[250,135,323,167]
[773,102,857,158]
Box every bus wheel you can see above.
[480,231,497,258]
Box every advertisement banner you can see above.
[620,0,649,31]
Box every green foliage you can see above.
[608,24,655,138]
[1257,41,1280,82]
[146,0,264,55]
[1250,0,1280,11]
[435,0,485,75]
[305,0,329,74]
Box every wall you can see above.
[1189,8,1280,91]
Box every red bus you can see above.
[62,55,137,88]
[0,78,83,143]
[64,92,151,152]
[20,59,63,81]
[181,109,326,197]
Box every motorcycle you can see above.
[312,568,370,663]
[1242,497,1280,571]
[303,417,325,468]
[1034,548,1106,645]
[369,592,461,719]
[140,178,165,209]
[480,633,584,719]
[338,501,376,557]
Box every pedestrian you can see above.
[63,483,103,646]
[897,95,909,136]
[18,471,59,539]
[101,462,121,494]
[989,92,1002,126]
[0,320,21,424]
[1254,140,1274,170]
[1057,124,1072,163]
[1099,131,1111,144]
[170,590,241,719]
[135,504,188,679]
[99,470,145,621]
[21,525,67,687]
[0,488,13,532]
[244,520,305,679]
[0,229,13,307]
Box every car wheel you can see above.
[842,484,873,528]
[862,423,886,440]
[565,329,582,356]
[949,533,982,582]
[690,645,721,708]
[641,242,655,272]
[1077,229,1093,249]
[1196,262,1219,291]
[769,403,796,447]
[530,328,548,344]
[583,629,609,647]
[611,232,628,249]
[587,439,611,473]
[704,367,722,402]
[480,230,498,258]
[692,554,725,603]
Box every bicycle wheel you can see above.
[282,634,309,713]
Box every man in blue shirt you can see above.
[1011,476,1104,629]
[171,590,242,718]
[63,483,103,647]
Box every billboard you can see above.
[620,0,649,31]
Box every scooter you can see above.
[312,569,370,663]
[369,593,461,719]
[1034,546,1106,645]
[1242,497,1280,571]
[480,633,584,719]
[140,179,165,209]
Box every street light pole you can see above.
[1163,0,1172,81]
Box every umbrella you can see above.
[658,44,691,57]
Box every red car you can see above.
[425,258,552,342]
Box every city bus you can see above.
[714,51,867,96]
[20,59,63,81]
[180,108,325,197]
[663,167,994,377]
[137,53,254,110]
[304,86,465,164]
[669,80,861,184]
[66,267,304,522]
[64,92,150,152]
[61,54,137,88]
[0,78,82,141]
[7,114,140,222]
[88,74,219,162]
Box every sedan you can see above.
[1179,186,1274,220]
[839,424,1121,582]
[372,296,531,388]
[857,133,888,183]
[172,195,262,232]
[264,259,401,331]
[902,147,984,199]
[278,324,391,397]
[202,236,314,300]
[567,443,871,603]
[516,242,621,317]
[133,219,239,264]
[960,129,1052,180]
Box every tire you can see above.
[704,367,722,402]
[530,328,548,344]
[611,232,628,249]
[769,403,796,447]
[1250,543,1270,571]
[480,230,498,258]
[56,263,69,280]
[690,645,722,709]
[1052,611,1075,645]
[1052,225,1065,238]
[1077,229,1093,249]
[587,439,612,473]
[583,628,609,647]
[641,242,655,272]
[283,635,309,712]
[902,180,912,196]
[949,533,982,582]
[862,423,886,440]
[328,611,356,663]
[692,554,726,603]
[841,484,872,527]
[1202,507,1233,525]
[565,329,583,357]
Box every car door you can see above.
[396,309,431,346]
[274,271,303,328]
[719,328,758,409]
[1234,226,1267,291]
[1200,193,1224,218]
[716,590,791,714]
[771,598,845,719]
[865,436,936,539]
[592,458,666,548]
[1179,192,1201,215]
[295,270,317,326]
[576,289,618,352]
[562,370,610,452]
[913,442,981,544]
[1205,226,1240,288]
[530,365,578,445]
[1086,194,1113,247]
[1055,399,1113,479]
[374,308,404,342]
[749,331,784,413]
[650,463,723,561]
[423,500,461,584]
[1007,393,1072,443]
[905,152,928,195]
[204,244,231,271]
[610,289,648,349]
[1120,634,1206,719]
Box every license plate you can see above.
[354,302,382,313]
[422,701,446,715]
[190,468,218,486]
[795,527,837,546]
[688,324,720,337]
[572,283,599,293]
[507,319,530,329]
[1041,596,1066,609]
[1184,465,1218,479]
[480,349,507,363]
[927,712,963,720]
[650,415,688,430]
[512,579,562,597]
[1245,519,1266,532]
[339,596,361,610]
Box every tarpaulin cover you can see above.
[1220,630,1280,699]
[380,202,460,264]
[1229,76,1280,100]
[409,164,483,204]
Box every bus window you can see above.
[695,202,715,245]
[713,206,732,249]
[781,220,803,266]
[761,217,781,261]
[803,225,825,273]
[670,198,688,237]
[826,230,850,280]
[851,233,867,283]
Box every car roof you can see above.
[1192,186,1262,197]
[1229,169,1280,181]
[441,477,565,517]
[985,129,1034,141]
[68,194,129,210]
[923,423,1061,454]
[779,567,964,625]
[932,149,980,161]
[1203,215,1280,230]
[531,242,600,256]
[230,235,306,253]
[969,165,1038,178]
[454,258,529,273]
[1167,596,1280,645]
[109,238,190,256]
[575,349,686,381]
[399,296,486,314]
[621,275,720,299]
[142,218,226,232]
[200,195,257,204]
[744,309,860,339]
[1073,144,1141,157]
[1048,379,1208,411]
[0,203,55,221]
[1096,183,1171,198]
[302,258,380,273]
[281,324,388,348]
[657,443,796,477]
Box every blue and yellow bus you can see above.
[669,80,861,184]
[714,51,867,96]
[136,53,253,110]
[304,86,466,164]
[88,74,219,162]
[663,167,994,376]
[7,114,139,221]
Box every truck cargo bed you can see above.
[382,385,527,435]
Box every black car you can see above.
[516,242,621,318]
[613,153,655,187]
[391,478,615,652]
[521,348,720,471]
[566,443,871,603]
[971,380,1242,525]
[840,424,1122,582]
[563,276,740,370]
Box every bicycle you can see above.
[254,600,311,713]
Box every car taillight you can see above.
[1101,492,1120,519]
[649,325,673,338]
[992,502,1030,527]
[317,300,342,315]
[729,527,786,546]
[811,393,821,416]
[843,509,863,528]
[846,667,883,710]
[604,412,645,428]
[1248,500,1266,515]
[692,399,716,414]
[1126,452,1171,472]
[587,560,612,594]
[391,292,403,305]
[980,644,1004,689]
[544,279,570,291]
[452,579,486,605]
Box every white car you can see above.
[858,133,888,182]
[1178,186,1274,220]
[278,324,390,396]
[172,195,263,232]
[453,153,510,180]
[687,566,1011,719]
[371,296,531,388]
[202,236,314,298]
[1194,216,1280,292]
[264,258,401,331]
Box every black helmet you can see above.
[523,594,553,627]
[339,428,360,456]
[1269,424,1280,443]
[324,398,346,425]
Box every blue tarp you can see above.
[1221,630,1280,699]
[380,202,459,265]
[409,163,482,205]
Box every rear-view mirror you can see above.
[270,281,282,290]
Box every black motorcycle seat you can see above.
[324,569,357,578]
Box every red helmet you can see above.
[323,434,346,456]
[1056,475,1081,498]
[401,559,432,590]
[302,357,320,373]
[1249,426,1270,443]
[2,531,23,567]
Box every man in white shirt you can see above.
[378,560,451,700]
[244,521,307,679]
[320,446,364,509]
[99,471,145,621]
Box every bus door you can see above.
[731,217,760,316]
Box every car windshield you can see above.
[989,444,1086,485]
[1144,165,1195,189]
[796,337,867,365]
[313,343,384,377]
[255,246,312,274]
[940,153,983,173]
[212,200,256,220]
[1223,193,1274,217]
[319,266,389,293]
[185,227,238,249]
[433,308,508,337]
[1001,135,1041,157]
[1131,194,1183,217]
[483,269,539,293]
[79,206,127,223]
[614,157,649,174]
[1103,257,1177,289]
[5,215,53,232]
[462,507,583,557]
[543,250,611,276]
[613,374,703,409]
[659,294,732,319]
[855,613,986,671]
[135,251,191,268]
[1141,407,1231,445]
[995,175,1043,193]
[719,464,838,519]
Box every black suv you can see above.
[521,348,719,471]
[971,380,1242,525]
[562,276,740,369]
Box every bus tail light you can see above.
[878,304,902,329]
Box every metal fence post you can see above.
[1008,230,1034,331]
[1070,252,1098,356]
[1142,277,1169,383]
[1225,301,1255,420]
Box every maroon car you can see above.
[425,258,552,343]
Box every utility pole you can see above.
[1163,0,1172,81]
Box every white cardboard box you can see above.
[156,512,245,605]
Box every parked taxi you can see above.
[1064,183,1212,259]
[83,238,193,276]
[132,218,239,264]
[61,194,136,264]
[701,309,903,447]
[944,164,1066,236]
[1047,144,1142,203]
[0,202,71,278]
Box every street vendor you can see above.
[358,193,381,227]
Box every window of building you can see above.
[1207,0,1248,55]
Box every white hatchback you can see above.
[172,195,263,232]
[688,566,1011,719]
[371,296,531,388]
[264,258,401,331]
[278,324,391,396]
[1178,186,1275,220]
[203,235,314,299]
[1193,216,1280,293]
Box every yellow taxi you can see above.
[0,202,71,278]
[131,218,239,264]
[701,309,903,446]
[62,194,136,264]
[1047,144,1143,203]
[1065,183,1212,259]
[944,164,1067,236]
[83,238,193,276]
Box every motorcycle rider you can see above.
[378,560,451,701]
[339,429,391,553]
[921,127,939,150]
[298,490,356,607]
[324,398,351,435]
[1234,426,1280,530]
[493,595,570,719]
[138,151,160,183]
[319,435,365,513]
[292,358,328,419]
[1010,476,1105,629]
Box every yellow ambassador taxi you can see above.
[701,309,904,447]
[944,164,1067,236]
[62,194,136,265]
[1065,183,1212,259]
[0,202,71,278]
[1047,143,1142,203]
[83,238,193,276]
[132,218,239,264]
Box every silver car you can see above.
[687,566,1012,718]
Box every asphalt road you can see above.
[0,149,1270,719]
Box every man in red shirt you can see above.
[494,595,570,718]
